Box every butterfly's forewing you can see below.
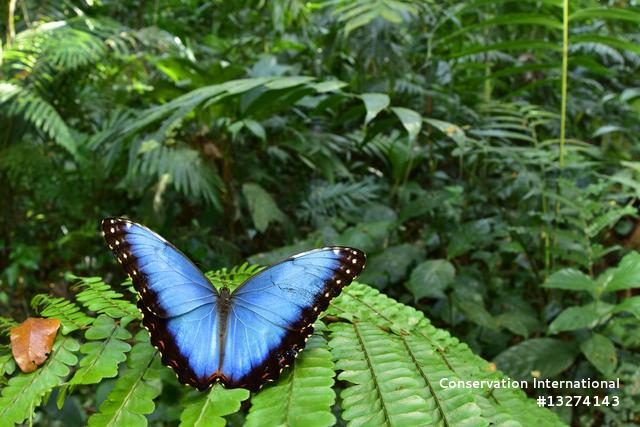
[102,218,221,389]
[224,247,366,390]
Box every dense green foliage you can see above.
[1,0,639,425]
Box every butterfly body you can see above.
[102,218,365,391]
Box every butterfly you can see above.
[101,217,366,391]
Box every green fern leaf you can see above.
[88,332,162,427]
[402,334,487,427]
[68,315,132,386]
[0,317,18,335]
[330,322,433,426]
[245,334,336,427]
[31,295,94,334]
[329,283,566,425]
[72,276,139,320]
[0,352,16,378]
[179,385,249,427]
[206,263,265,291]
[0,336,79,427]
[0,83,78,158]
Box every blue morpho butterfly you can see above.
[101,217,366,391]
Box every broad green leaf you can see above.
[493,338,577,380]
[357,244,423,289]
[406,259,455,300]
[264,76,314,89]
[361,93,389,125]
[309,80,347,93]
[180,385,249,427]
[542,269,596,294]
[548,303,613,334]
[600,251,640,293]
[495,311,539,337]
[391,107,422,140]
[242,182,287,233]
[243,119,266,141]
[612,296,640,319]
[451,290,498,330]
[580,333,617,376]
[423,118,466,145]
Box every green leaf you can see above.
[451,290,498,330]
[391,107,422,140]
[68,315,132,386]
[571,7,640,24]
[242,182,287,233]
[493,338,577,380]
[580,333,617,376]
[542,268,596,294]
[406,259,455,300]
[88,333,162,427]
[327,283,564,424]
[330,322,433,426]
[361,93,390,125]
[0,336,79,426]
[72,275,139,320]
[548,303,613,334]
[613,296,640,319]
[243,119,266,141]
[495,311,539,337]
[31,295,94,334]
[246,335,336,427]
[423,118,466,145]
[357,244,423,289]
[600,251,640,293]
[179,385,249,427]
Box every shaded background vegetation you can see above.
[1,0,640,425]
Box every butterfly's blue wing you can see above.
[102,218,221,389]
[222,247,366,390]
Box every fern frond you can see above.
[329,283,566,425]
[179,385,249,427]
[44,27,107,70]
[0,83,77,157]
[0,352,16,378]
[0,336,79,426]
[87,332,162,427]
[72,276,139,320]
[67,315,132,386]
[326,0,420,34]
[245,334,336,427]
[206,263,265,291]
[298,179,383,225]
[0,317,18,335]
[402,334,486,426]
[329,322,433,426]
[133,143,223,210]
[31,295,94,334]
